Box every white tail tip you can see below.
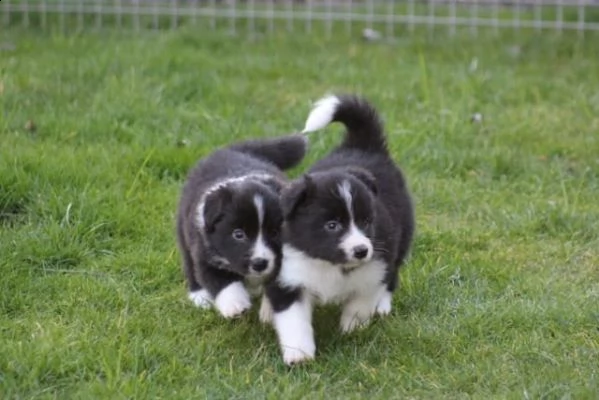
[301,95,340,134]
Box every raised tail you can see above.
[229,133,308,171]
[302,94,388,153]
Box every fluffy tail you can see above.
[302,94,387,153]
[230,134,308,171]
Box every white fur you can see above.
[339,223,373,264]
[195,173,273,230]
[253,194,265,225]
[340,285,387,332]
[302,95,341,133]
[375,291,392,316]
[279,245,387,332]
[250,195,275,275]
[250,235,275,273]
[337,180,373,264]
[259,295,274,324]
[338,180,353,215]
[214,281,251,318]
[273,298,316,365]
[188,289,212,309]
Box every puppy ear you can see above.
[346,167,378,196]
[281,174,314,219]
[202,187,233,233]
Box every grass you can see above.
[1,21,599,399]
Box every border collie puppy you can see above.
[176,134,308,319]
[262,94,415,365]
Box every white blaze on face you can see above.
[250,194,275,275]
[337,180,373,263]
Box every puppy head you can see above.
[199,180,283,280]
[282,167,378,268]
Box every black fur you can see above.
[280,94,414,292]
[176,134,307,302]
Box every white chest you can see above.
[278,245,387,304]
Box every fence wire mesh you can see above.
[3,0,599,36]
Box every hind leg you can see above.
[375,291,393,316]
[180,244,213,309]
[188,290,213,309]
[177,220,214,309]
[376,236,414,316]
[374,271,397,316]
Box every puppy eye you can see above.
[232,229,247,241]
[324,221,342,232]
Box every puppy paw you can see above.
[274,301,315,366]
[188,289,212,309]
[214,282,251,319]
[375,291,392,316]
[282,345,315,366]
[258,295,273,324]
[340,297,376,333]
[340,312,372,334]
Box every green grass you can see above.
[1,23,599,399]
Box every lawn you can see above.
[1,22,598,399]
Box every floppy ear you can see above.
[281,174,315,219]
[202,187,233,233]
[346,167,378,196]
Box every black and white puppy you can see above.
[176,134,308,319]
[261,94,415,364]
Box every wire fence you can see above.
[3,0,599,37]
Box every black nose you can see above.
[352,245,369,260]
[250,258,269,272]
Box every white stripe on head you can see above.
[337,180,372,265]
[250,194,275,276]
[196,202,207,231]
[195,173,273,230]
[253,194,264,226]
[302,95,340,133]
[338,179,353,218]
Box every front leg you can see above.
[200,265,251,319]
[178,224,212,308]
[340,285,387,333]
[266,283,315,365]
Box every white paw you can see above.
[188,289,212,309]
[274,300,315,366]
[214,282,251,319]
[282,345,315,366]
[340,311,372,333]
[375,291,392,316]
[340,295,378,333]
[258,295,273,324]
